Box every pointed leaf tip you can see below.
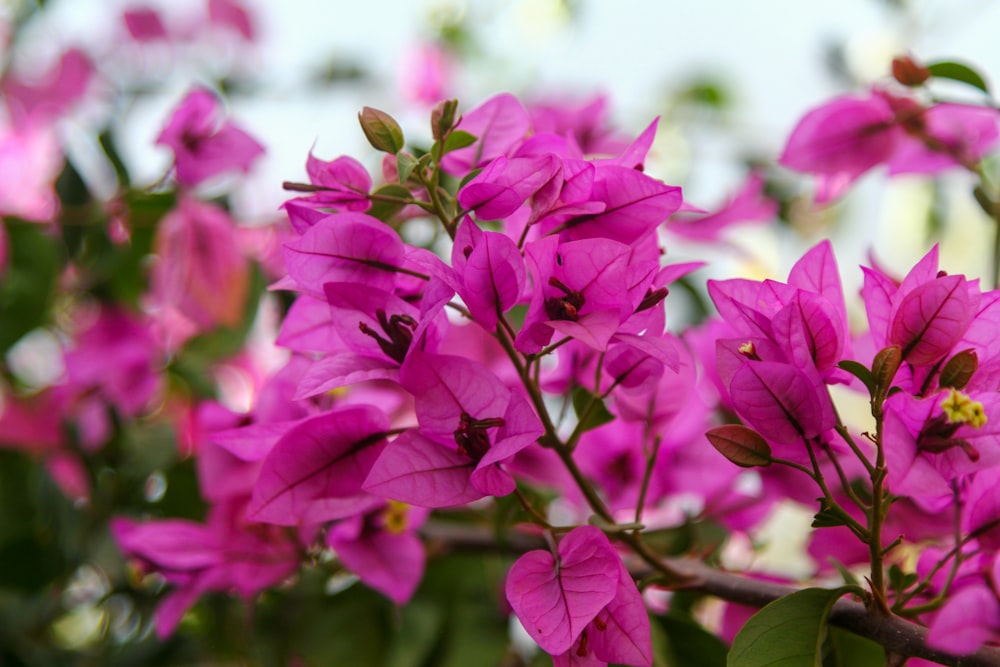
[705,424,772,468]
[927,60,991,95]
[939,348,978,390]
[359,106,405,154]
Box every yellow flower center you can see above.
[382,500,410,534]
[941,388,988,428]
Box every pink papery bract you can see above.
[362,430,485,507]
[246,405,390,525]
[452,218,526,331]
[156,87,264,186]
[505,526,620,655]
[779,93,897,202]
[889,274,973,366]
[728,359,832,447]
[150,196,250,344]
[282,212,404,298]
[326,504,427,604]
[441,93,531,174]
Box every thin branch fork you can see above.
[421,521,1000,667]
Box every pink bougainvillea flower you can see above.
[925,554,1000,657]
[363,352,542,506]
[400,42,453,105]
[285,153,372,213]
[458,154,561,221]
[281,211,405,298]
[62,304,162,418]
[528,94,630,157]
[555,554,653,667]
[122,7,169,42]
[245,405,392,526]
[0,120,61,221]
[208,0,256,41]
[961,468,1000,551]
[722,353,835,447]
[150,196,250,341]
[450,218,526,331]
[884,388,1000,507]
[505,526,625,657]
[2,47,93,125]
[554,164,683,245]
[292,281,448,397]
[887,101,1000,176]
[112,501,300,638]
[515,236,635,354]
[780,92,897,202]
[327,501,429,604]
[709,240,850,384]
[861,245,986,392]
[667,172,777,242]
[441,93,531,174]
[156,87,264,186]
[780,89,999,202]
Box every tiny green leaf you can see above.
[359,106,405,154]
[571,387,615,433]
[887,564,918,595]
[927,60,991,95]
[826,557,861,588]
[442,130,477,156]
[872,345,902,402]
[705,424,772,468]
[431,99,459,141]
[811,509,847,529]
[837,360,876,397]
[656,613,728,666]
[395,153,419,186]
[366,183,413,222]
[823,627,885,667]
[728,586,862,667]
[974,185,997,218]
[939,348,978,390]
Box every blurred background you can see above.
[14,0,1000,275]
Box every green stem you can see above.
[634,435,662,527]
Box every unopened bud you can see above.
[892,55,931,87]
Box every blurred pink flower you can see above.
[156,87,264,186]
[400,42,453,105]
[0,120,61,221]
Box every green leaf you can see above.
[705,424,772,468]
[571,387,615,433]
[0,221,63,354]
[396,153,420,185]
[359,107,405,154]
[822,627,884,667]
[441,130,477,156]
[887,564,918,596]
[836,360,875,397]
[367,183,414,222]
[871,346,902,403]
[826,558,861,588]
[656,613,728,666]
[98,128,131,188]
[811,501,848,529]
[927,60,991,95]
[728,586,861,667]
[431,99,459,141]
[939,348,978,390]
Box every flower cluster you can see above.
[6,24,1000,664]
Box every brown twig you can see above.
[420,520,1000,667]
